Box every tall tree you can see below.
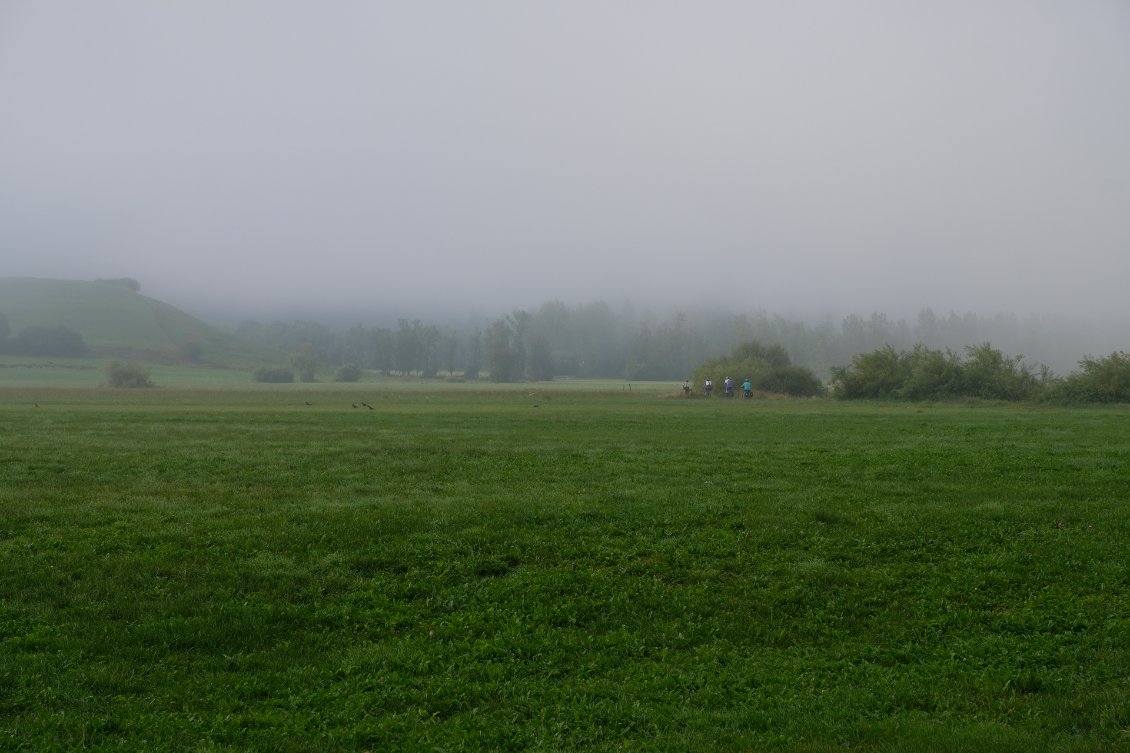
[484,318,518,382]
[527,335,554,381]
[395,319,420,375]
[418,323,441,378]
[464,331,482,380]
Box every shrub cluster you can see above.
[333,363,362,382]
[0,316,87,357]
[105,361,154,388]
[252,366,295,383]
[692,340,823,397]
[1049,351,1130,403]
[830,343,1047,401]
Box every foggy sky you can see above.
[2,1,1128,323]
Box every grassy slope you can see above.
[0,278,165,346]
[0,277,279,364]
[1,389,1127,751]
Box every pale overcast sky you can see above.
[1,1,1128,321]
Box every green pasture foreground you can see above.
[1,389,1127,751]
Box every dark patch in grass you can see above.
[348,556,408,576]
[1010,671,1049,695]
[473,555,519,578]
[814,508,853,525]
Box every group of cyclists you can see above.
[682,376,753,399]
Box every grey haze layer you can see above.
[1,1,1127,324]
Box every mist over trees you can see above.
[232,301,1117,385]
[0,312,87,357]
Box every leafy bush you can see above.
[1053,351,1130,403]
[830,345,908,399]
[899,346,963,400]
[692,339,821,397]
[105,361,154,388]
[333,363,362,382]
[960,342,1037,400]
[730,341,791,369]
[253,366,295,383]
[832,342,1045,401]
[755,365,823,397]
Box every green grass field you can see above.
[1,384,1127,751]
[0,356,676,393]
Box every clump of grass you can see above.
[813,508,853,525]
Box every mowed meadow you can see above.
[1,383,1128,751]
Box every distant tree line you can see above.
[0,312,87,357]
[235,302,1120,386]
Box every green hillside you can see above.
[0,277,280,364]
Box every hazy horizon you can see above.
[2,2,1128,325]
